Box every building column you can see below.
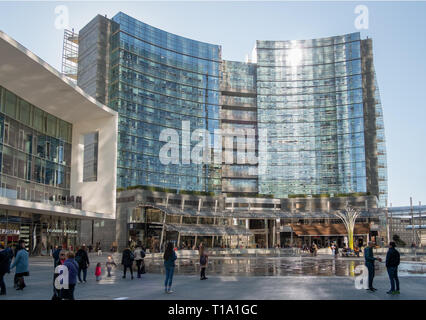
[272,220,276,247]
[159,211,167,252]
[264,219,269,248]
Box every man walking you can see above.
[386,241,400,294]
[364,241,382,292]
[75,245,90,283]
[121,247,134,279]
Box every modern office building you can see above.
[0,31,118,253]
[388,205,426,247]
[73,12,387,250]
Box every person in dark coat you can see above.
[0,245,10,295]
[75,245,90,283]
[121,248,134,279]
[364,241,382,292]
[52,246,62,268]
[386,241,400,294]
[163,242,177,293]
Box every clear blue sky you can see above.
[1,1,425,207]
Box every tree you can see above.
[333,205,361,250]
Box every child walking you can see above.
[106,255,117,277]
[95,262,102,281]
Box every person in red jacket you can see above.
[95,262,102,281]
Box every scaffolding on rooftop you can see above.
[61,29,79,82]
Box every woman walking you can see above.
[163,242,177,293]
[10,240,29,290]
[199,243,208,280]
[62,251,79,300]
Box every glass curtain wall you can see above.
[256,33,367,198]
[0,86,72,203]
[109,12,222,193]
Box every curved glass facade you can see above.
[77,14,387,206]
[257,33,368,197]
[109,12,221,192]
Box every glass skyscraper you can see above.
[257,33,367,198]
[108,12,221,192]
[76,12,387,207]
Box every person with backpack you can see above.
[386,241,401,294]
[121,248,134,279]
[75,245,90,283]
[134,244,146,278]
[10,239,29,290]
[163,242,177,293]
[199,243,208,280]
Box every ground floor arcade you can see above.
[124,204,385,251]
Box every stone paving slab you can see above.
[1,254,425,300]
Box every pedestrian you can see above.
[386,241,400,295]
[134,243,145,278]
[163,242,177,293]
[52,245,63,268]
[3,244,13,274]
[0,245,10,295]
[199,243,209,280]
[121,247,134,279]
[62,251,79,300]
[75,244,90,283]
[354,246,360,257]
[364,241,382,292]
[97,246,102,256]
[10,239,29,291]
[334,243,339,258]
[52,250,67,300]
[106,255,117,277]
[95,262,102,281]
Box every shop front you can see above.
[0,208,80,254]
[288,223,371,248]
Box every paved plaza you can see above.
[1,253,425,300]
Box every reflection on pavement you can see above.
[143,256,426,277]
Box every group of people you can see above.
[121,243,146,279]
[364,241,401,294]
[50,243,145,300]
[0,238,404,299]
[0,240,30,295]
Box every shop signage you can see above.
[0,229,20,235]
[47,228,78,235]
